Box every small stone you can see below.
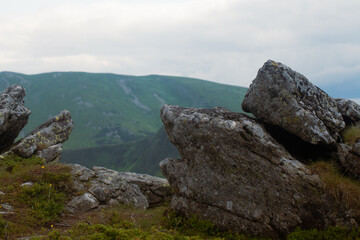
[0,191,5,195]
[21,182,34,187]
[0,203,14,211]
[65,193,100,213]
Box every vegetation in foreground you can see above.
[3,155,360,239]
[341,126,360,145]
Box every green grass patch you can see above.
[19,183,66,225]
[0,155,74,238]
[341,126,360,145]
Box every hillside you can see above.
[62,127,179,176]
[0,71,247,174]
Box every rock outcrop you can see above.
[4,110,74,163]
[336,98,360,126]
[160,105,352,238]
[66,164,171,212]
[242,60,345,145]
[338,143,360,179]
[159,60,360,238]
[0,85,31,152]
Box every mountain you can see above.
[0,71,247,175]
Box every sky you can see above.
[0,0,359,101]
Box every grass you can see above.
[0,155,74,237]
[341,126,360,145]
[310,161,360,217]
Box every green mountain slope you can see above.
[0,71,247,150]
[0,71,247,175]
[62,127,179,176]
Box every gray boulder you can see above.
[338,143,360,179]
[242,60,344,145]
[7,110,74,162]
[117,172,171,206]
[336,98,360,126]
[66,164,171,212]
[90,166,149,209]
[160,104,354,238]
[65,193,100,213]
[0,85,31,152]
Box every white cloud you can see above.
[0,0,360,90]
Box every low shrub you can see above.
[287,226,360,240]
[0,155,44,172]
[0,216,10,238]
[19,183,66,225]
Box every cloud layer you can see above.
[0,0,359,95]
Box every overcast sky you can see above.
[0,0,359,101]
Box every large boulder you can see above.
[0,85,31,152]
[242,60,345,145]
[160,104,353,238]
[6,110,74,163]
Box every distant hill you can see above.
[62,127,179,176]
[0,71,247,175]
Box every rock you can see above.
[21,182,34,187]
[65,193,100,213]
[8,110,74,162]
[160,104,352,238]
[117,172,171,206]
[242,60,345,145]
[336,98,360,126]
[0,191,4,195]
[68,164,96,192]
[0,203,14,211]
[66,164,155,212]
[0,85,31,152]
[91,166,149,209]
[37,144,62,163]
[338,143,360,179]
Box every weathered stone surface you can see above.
[160,104,353,238]
[91,166,149,209]
[338,143,360,179]
[8,110,74,162]
[65,193,100,213]
[242,60,345,145]
[336,98,360,126]
[65,164,170,212]
[117,172,171,206]
[37,144,62,163]
[69,164,96,192]
[0,85,31,152]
